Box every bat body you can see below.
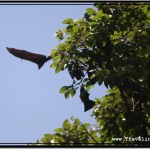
[80,85,95,112]
[6,47,52,69]
[83,100,95,112]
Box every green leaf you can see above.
[70,88,76,97]
[57,43,67,50]
[53,54,60,62]
[44,134,53,139]
[73,18,82,24]
[59,86,69,93]
[89,21,98,26]
[56,29,64,41]
[64,91,70,99]
[86,83,93,91]
[50,62,57,68]
[74,118,80,126]
[55,65,63,74]
[62,119,71,131]
[51,49,57,56]
[104,80,109,89]
[54,128,64,133]
[73,26,78,33]
[98,76,103,86]
[86,8,96,15]
[62,18,73,24]
[83,123,90,129]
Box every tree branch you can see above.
[119,87,131,115]
[80,122,99,144]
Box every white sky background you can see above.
[0,4,107,143]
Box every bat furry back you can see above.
[6,47,51,69]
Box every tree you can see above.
[32,2,150,145]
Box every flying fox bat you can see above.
[6,47,52,69]
[80,85,95,112]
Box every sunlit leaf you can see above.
[54,128,65,133]
[64,91,70,99]
[70,88,76,97]
[62,18,73,24]
[44,134,53,140]
[73,26,78,33]
[59,86,69,93]
[55,64,63,74]
[86,8,96,15]
[62,119,71,131]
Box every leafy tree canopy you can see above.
[33,2,150,145]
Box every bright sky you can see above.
[0,4,107,144]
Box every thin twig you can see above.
[80,122,99,144]
[131,98,135,111]
[119,87,131,115]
